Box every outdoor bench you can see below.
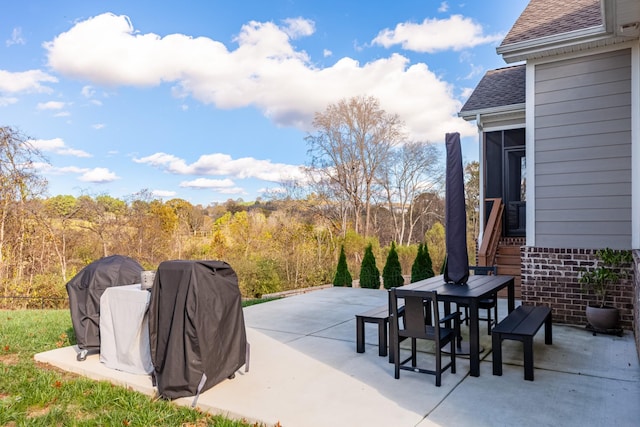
[492,305,552,381]
[356,305,404,357]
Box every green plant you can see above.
[333,245,353,287]
[411,242,435,283]
[382,242,404,289]
[579,248,632,308]
[359,243,380,289]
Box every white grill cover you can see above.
[99,284,153,374]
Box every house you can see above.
[459,0,639,343]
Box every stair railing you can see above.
[478,198,503,267]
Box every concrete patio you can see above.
[35,286,640,427]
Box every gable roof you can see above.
[500,0,602,46]
[459,65,526,117]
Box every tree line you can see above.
[1,96,479,306]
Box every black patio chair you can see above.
[390,288,460,387]
[457,265,499,334]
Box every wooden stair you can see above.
[496,243,522,299]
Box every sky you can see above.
[1,0,529,207]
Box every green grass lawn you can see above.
[0,309,266,426]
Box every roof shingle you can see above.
[459,65,526,113]
[500,0,602,47]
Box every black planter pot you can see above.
[586,305,619,330]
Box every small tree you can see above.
[359,243,380,289]
[411,243,425,283]
[423,242,435,278]
[333,245,353,287]
[411,242,435,282]
[383,242,404,289]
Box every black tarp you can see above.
[66,255,144,351]
[148,260,247,400]
[444,132,469,284]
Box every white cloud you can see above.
[282,17,315,39]
[134,152,305,183]
[92,123,105,129]
[179,178,236,189]
[179,178,246,194]
[372,15,503,53]
[81,85,95,98]
[29,137,92,157]
[37,101,65,110]
[152,189,177,198]
[218,187,246,195]
[31,162,118,184]
[0,69,57,94]
[323,49,332,57]
[6,27,25,46]
[438,2,449,13]
[44,13,476,141]
[0,96,18,106]
[78,167,119,183]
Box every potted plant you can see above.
[578,248,632,331]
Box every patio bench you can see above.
[356,305,404,357]
[492,305,552,381]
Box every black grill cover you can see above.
[149,260,247,400]
[66,255,144,351]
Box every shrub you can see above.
[382,242,404,289]
[333,245,353,287]
[359,243,380,289]
[411,242,435,282]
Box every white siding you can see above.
[535,49,632,249]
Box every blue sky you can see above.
[1,0,528,206]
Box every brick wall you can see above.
[633,250,640,359]
[521,247,635,330]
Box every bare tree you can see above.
[306,95,403,237]
[379,141,444,245]
[464,161,480,239]
[0,126,47,293]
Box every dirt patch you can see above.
[26,405,50,419]
[0,353,19,365]
[35,361,80,381]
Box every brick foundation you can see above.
[633,250,640,359]
[521,247,635,331]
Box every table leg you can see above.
[356,317,365,353]
[469,299,480,377]
[507,279,515,313]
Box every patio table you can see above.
[390,274,515,377]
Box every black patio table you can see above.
[390,274,515,377]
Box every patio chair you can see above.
[457,265,498,334]
[390,288,460,386]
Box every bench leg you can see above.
[492,333,503,376]
[378,319,388,357]
[545,313,553,345]
[356,317,365,353]
[523,337,534,381]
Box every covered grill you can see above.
[149,260,248,400]
[66,255,144,360]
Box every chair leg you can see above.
[450,340,456,374]
[394,335,400,379]
[435,347,442,387]
[487,307,492,335]
[411,338,417,367]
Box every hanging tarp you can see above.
[148,260,247,400]
[66,255,144,353]
[444,132,470,284]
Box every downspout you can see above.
[477,113,485,246]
